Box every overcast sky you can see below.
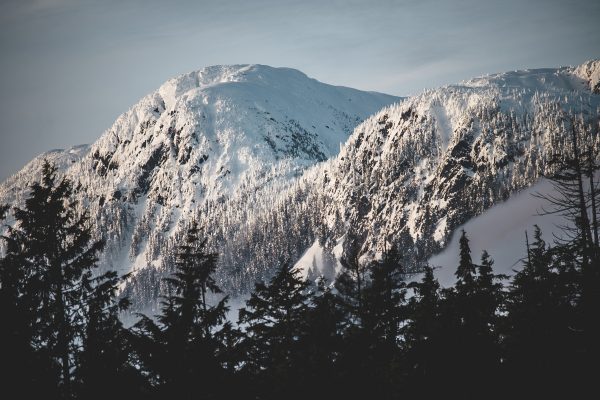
[0,0,598,181]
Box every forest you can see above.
[1,141,598,399]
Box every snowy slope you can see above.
[428,179,566,286]
[0,64,399,308]
[238,61,600,287]
[2,61,599,313]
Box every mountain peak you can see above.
[3,61,597,313]
[0,65,399,285]
[573,59,600,93]
[157,64,307,108]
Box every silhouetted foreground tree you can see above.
[131,221,230,399]
[0,161,142,399]
[1,159,598,399]
[237,263,309,399]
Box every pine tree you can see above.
[404,265,443,396]
[1,161,133,398]
[503,226,577,395]
[475,251,506,335]
[470,250,505,394]
[535,115,600,362]
[363,246,406,347]
[361,245,407,396]
[0,204,51,398]
[18,162,104,397]
[447,231,479,381]
[433,231,503,397]
[455,229,477,294]
[76,270,146,399]
[296,277,343,399]
[7,162,99,397]
[132,220,229,399]
[333,244,373,398]
[237,263,309,399]
[334,243,368,330]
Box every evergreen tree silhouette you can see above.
[503,226,578,395]
[132,220,229,399]
[333,245,373,398]
[455,229,477,292]
[237,262,309,399]
[297,277,344,399]
[444,230,479,395]
[404,265,443,396]
[0,203,53,398]
[76,270,147,399]
[431,231,503,397]
[470,250,505,394]
[362,245,407,397]
[535,115,600,364]
[1,161,133,399]
[335,241,369,328]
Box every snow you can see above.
[574,59,600,93]
[294,241,324,280]
[431,104,452,152]
[2,60,599,312]
[428,179,568,287]
[433,216,447,244]
[0,63,400,309]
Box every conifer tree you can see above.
[447,230,479,370]
[133,220,229,399]
[18,161,104,397]
[536,115,600,361]
[335,244,368,329]
[475,251,506,335]
[1,161,132,399]
[470,250,505,393]
[436,231,502,396]
[333,245,374,398]
[76,270,145,399]
[404,266,443,395]
[363,246,406,347]
[455,229,477,294]
[503,226,575,395]
[361,245,407,396]
[237,263,309,399]
[0,204,50,397]
[296,277,343,399]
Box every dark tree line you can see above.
[1,151,598,399]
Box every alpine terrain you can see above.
[1,61,599,312]
[0,64,399,310]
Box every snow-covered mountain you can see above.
[1,60,599,312]
[196,60,600,294]
[0,64,399,307]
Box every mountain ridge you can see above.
[2,61,599,312]
[0,64,400,308]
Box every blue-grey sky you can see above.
[0,0,598,181]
